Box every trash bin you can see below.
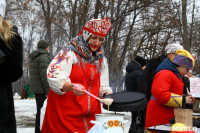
[24,85,34,98]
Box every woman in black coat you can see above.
[0,2,23,132]
[125,57,147,92]
[125,56,147,133]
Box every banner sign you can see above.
[190,78,200,98]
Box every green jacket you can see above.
[29,49,51,94]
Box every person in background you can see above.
[41,17,113,133]
[182,72,193,109]
[125,56,148,133]
[29,40,51,133]
[184,70,195,97]
[187,70,195,78]
[139,43,184,101]
[125,56,147,92]
[0,0,23,132]
[145,50,195,132]
[20,88,26,99]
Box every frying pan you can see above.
[103,91,148,112]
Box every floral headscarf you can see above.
[67,35,104,62]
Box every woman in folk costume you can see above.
[41,17,112,133]
[145,50,195,132]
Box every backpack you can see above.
[138,54,166,101]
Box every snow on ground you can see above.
[15,99,36,133]
[14,98,131,133]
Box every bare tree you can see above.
[182,0,190,51]
[6,0,200,93]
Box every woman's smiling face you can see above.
[88,35,104,52]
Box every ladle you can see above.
[74,84,113,106]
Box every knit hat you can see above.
[79,17,112,41]
[171,50,195,70]
[135,56,147,67]
[165,42,184,55]
[37,40,50,49]
[0,0,6,18]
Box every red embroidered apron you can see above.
[41,58,102,133]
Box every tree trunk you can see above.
[94,0,101,19]
[182,0,190,51]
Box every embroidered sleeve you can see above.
[99,57,113,97]
[47,48,77,95]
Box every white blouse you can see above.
[47,49,112,96]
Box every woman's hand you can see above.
[185,95,194,105]
[72,84,86,96]
[62,82,86,96]
[100,92,112,99]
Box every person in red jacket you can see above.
[145,49,195,132]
